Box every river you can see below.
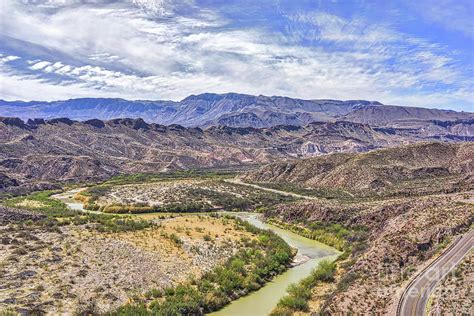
[55,192,340,316]
[211,212,339,316]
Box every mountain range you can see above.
[1,92,473,194]
[0,115,472,194]
[1,93,472,128]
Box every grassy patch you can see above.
[267,219,366,252]
[100,202,212,214]
[2,190,152,232]
[0,308,19,316]
[4,190,78,218]
[110,216,295,315]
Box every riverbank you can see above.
[1,186,341,315]
[209,213,339,316]
[58,190,340,315]
[1,192,264,314]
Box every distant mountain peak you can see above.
[0,93,471,128]
[181,92,254,102]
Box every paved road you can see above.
[397,229,474,316]
[224,178,317,200]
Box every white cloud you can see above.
[406,0,474,38]
[0,0,472,111]
[88,53,120,62]
[0,55,20,63]
[0,68,110,101]
[30,61,52,70]
[287,12,401,44]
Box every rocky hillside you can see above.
[427,251,473,315]
[256,142,474,314]
[0,118,396,186]
[342,105,473,127]
[243,142,474,196]
[264,193,473,314]
[1,116,472,192]
[2,93,472,128]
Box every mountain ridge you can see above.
[2,93,471,128]
[1,115,472,194]
[243,141,474,197]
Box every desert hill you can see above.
[1,116,472,194]
[243,142,474,196]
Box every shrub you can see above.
[110,218,294,315]
[169,233,183,246]
[271,260,337,315]
[277,295,309,311]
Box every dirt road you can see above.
[225,178,317,200]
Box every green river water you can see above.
[211,212,339,316]
[55,192,340,316]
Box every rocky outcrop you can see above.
[0,173,19,189]
[0,117,27,129]
[83,119,105,128]
[47,118,75,125]
[0,206,46,224]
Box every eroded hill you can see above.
[243,142,474,197]
[242,143,474,315]
[1,117,472,194]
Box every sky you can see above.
[0,0,473,111]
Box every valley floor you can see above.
[1,160,473,315]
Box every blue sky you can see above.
[0,0,473,111]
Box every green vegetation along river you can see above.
[52,189,95,212]
[211,212,339,316]
[55,191,340,316]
